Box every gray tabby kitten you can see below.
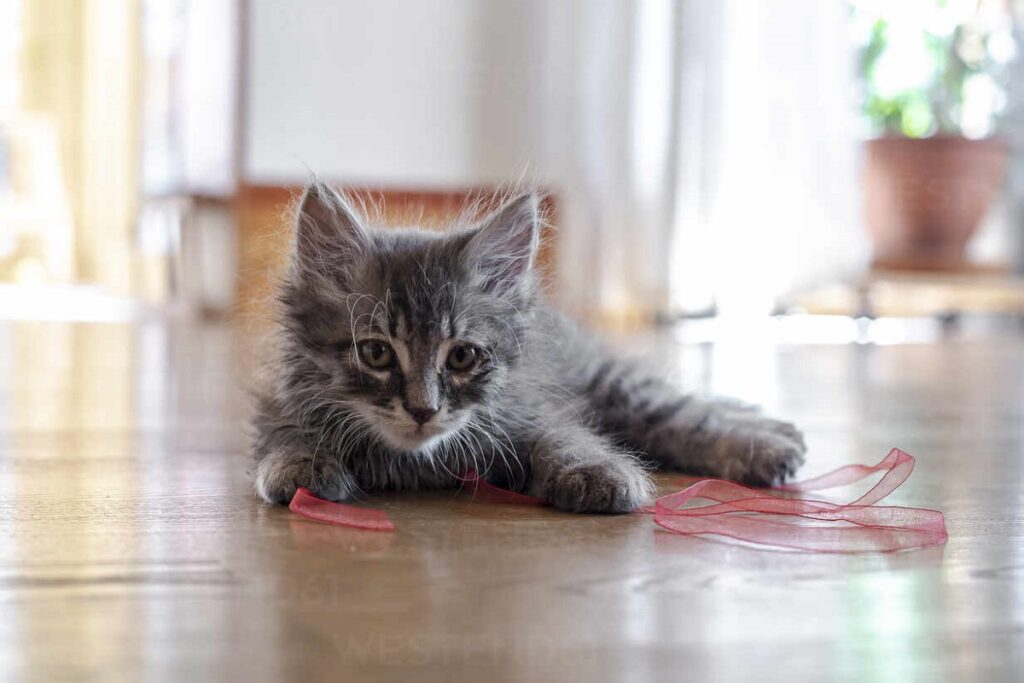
[251,182,806,513]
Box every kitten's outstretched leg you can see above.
[584,360,806,486]
[520,403,655,513]
[250,394,356,504]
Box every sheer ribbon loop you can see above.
[652,449,947,552]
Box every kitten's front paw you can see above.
[254,450,354,504]
[546,460,654,514]
[713,417,806,487]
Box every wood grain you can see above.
[0,319,1022,682]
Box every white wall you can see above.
[244,0,547,187]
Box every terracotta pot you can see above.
[863,136,1008,271]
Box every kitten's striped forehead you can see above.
[312,227,526,370]
[389,308,456,343]
[376,260,461,340]
[344,266,457,338]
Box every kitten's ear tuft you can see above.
[463,193,541,290]
[294,180,369,273]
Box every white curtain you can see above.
[540,0,867,321]
[537,0,678,323]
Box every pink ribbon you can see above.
[652,448,947,552]
[288,448,948,553]
[289,486,395,532]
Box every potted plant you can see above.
[853,0,1016,271]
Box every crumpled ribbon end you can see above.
[289,487,396,532]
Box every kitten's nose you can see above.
[406,406,439,425]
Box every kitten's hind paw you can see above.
[714,418,806,487]
[545,460,654,514]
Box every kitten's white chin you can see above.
[360,407,472,454]
[377,426,449,453]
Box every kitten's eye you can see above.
[358,340,395,369]
[446,344,478,371]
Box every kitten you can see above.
[251,182,806,513]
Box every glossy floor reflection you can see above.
[0,319,1021,681]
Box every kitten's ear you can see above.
[294,180,369,275]
[463,193,540,290]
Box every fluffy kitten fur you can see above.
[251,182,806,513]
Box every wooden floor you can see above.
[0,318,1022,682]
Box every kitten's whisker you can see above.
[481,408,524,485]
[488,417,521,482]
[462,421,491,478]
[471,423,505,483]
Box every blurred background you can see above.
[2,0,1024,337]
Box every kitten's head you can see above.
[281,181,541,453]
